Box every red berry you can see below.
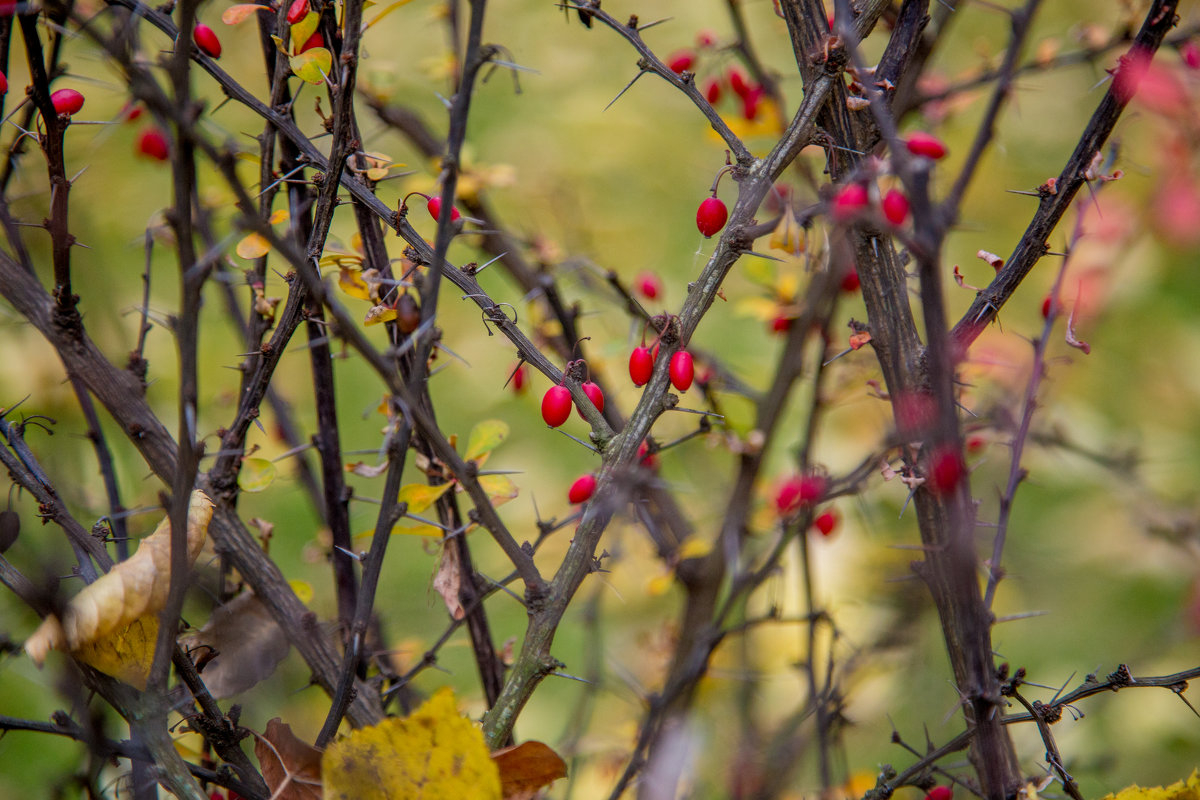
[136,128,170,161]
[299,30,325,53]
[286,0,308,24]
[926,787,953,800]
[541,385,572,427]
[812,511,838,537]
[669,351,694,392]
[1182,41,1200,70]
[832,183,869,222]
[776,474,827,514]
[0,72,7,96]
[695,29,718,48]
[696,196,728,238]
[905,131,947,160]
[209,792,225,800]
[121,101,143,122]
[840,267,861,293]
[194,23,222,59]
[927,446,965,494]
[666,49,695,74]
[703,78,722,105]
[568,473,596,504]
[770,314,793,335]
[578,381,604,417]
[427,196,461,223]
[629,346,654,386]
[635,271,663,300]
[965,435,986,454]
[728,67,752,98]
[511,363,527,393]
[637,440,659,471]
[741,86,764,120]
[50,88,85,116]
[881,188,910,226]
[1041,294,1054,319]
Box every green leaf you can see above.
[465,418,509,463]
[238,457,277,493]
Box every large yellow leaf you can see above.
[1100,772,1200,800]
[322,688,501,800]
[477,474,518,507]
[464,418,509,464]
[25,491,214,685]
[397,482,452,514]
[73,615,158,690]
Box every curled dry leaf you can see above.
[179,591,290,699]
[492,740,568,800]
[433,542,465,620]
[255,718,323,800]
[25,491,214,676]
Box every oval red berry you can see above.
[541,385,572,427]
[669,350,694,392]
[832,183,869,222]
[629,346,654,387]
[568,474,596,504]
[136,128,170,161]
[925,787,953,800]
[286,0,308,24]
[0,72,7,96]
[666,49,695,74]
[194,24,222,59]
[696,196,728,238]
[812,511,838,537]
[840,267,861,293]
[635,271,662,300]
[905,131,947,160]
[50,88,85,116]
[703,78,722,105]
[299,31,325,53]
[578,381,604,418]
[427,196,461,223]
[881,188,910,226]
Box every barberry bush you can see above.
[1,0,1199,798]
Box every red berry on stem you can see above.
[728,67,752,98]
[669,351,694,392]
[194,23,222,59]
[741,86,764,120]
[770,314,793,335]
[812,510,838,537]
[841,267,861,293]
[541,385,572,427]
[1041,294,1054,319]
[299,30,325,53]
[927,446,965,494]
[568,474,596,504]
[635,271,663,300]
[696,196,728,238]
[926,787,953,800]
[703,78,722,105]
[905,131,947,160]
[50,88,85,116]
[832,183,869,222]
[776,474,827,514]
[629,347,654,386]
[881,188,910,226]
[427,196,461,223]
[578,381,604,417]
[666,49,695,74]
[511,363,527,393]
[286,0,308,24]
[136,128,170,161]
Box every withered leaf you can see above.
[179,591,290,699]
[254,718,323,800]
[492,740,568,800]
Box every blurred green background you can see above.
[1,0,1199,797]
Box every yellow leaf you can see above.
[769,206,805,255]
[337,267,371,301]
[742,255,776,290]
[646,572,674,597]
[268,208,290,225]
[221,4,272,24]
[289,10,320,51]
[322,688,501,800]
[477,474,518,507]
[398,482,452,514]
[677,538,712,561]
[464,419,509,462]
[386,523,442,538]
[73,615,158,690]
[236,232,271,259]
[291,48,331,85]
[363,304,396,326]
[734,296,779,322]
[777,272,799,302]
[239,458,278,493]
[25,492,214,673]
[365,0,417,30]
[1101,772,1200,800]
[289,580,314,605]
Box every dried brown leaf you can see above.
[492,741,568,800]
[255,718,323,800]
[180,591,290,699]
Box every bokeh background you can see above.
[1,0,1199,797]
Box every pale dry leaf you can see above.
[433,542,465,620]
[254,718,323,800]
[25,491,214,667]
[179,591,290,699]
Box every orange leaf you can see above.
[254,719,323,800]
[221,3,272,24]
[492,741,568,800]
